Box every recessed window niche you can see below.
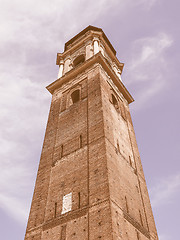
[111,94,119,111]
[71,89,80,104]
[73,54,85,67]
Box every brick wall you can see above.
[25,64,158,240]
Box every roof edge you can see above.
[64,25,116,55]
[47,53,134,104]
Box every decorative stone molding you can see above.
[58,60,64,79]
[72,49,86,62]
[85,40,93,60]
[93,37,100,55]
[67,85,82,107]
[64,57,71,75]
[112,62,123,81]
[99,42,105,56]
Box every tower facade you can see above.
[25,26,158,240]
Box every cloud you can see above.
[124,32,173,109]
[0,0,168,225]
[0,72,49,223]
[0,0,124,225]
[0,194,28,222]
[130,33,172,72]
[118,0,158,11]
[149,173,180,208]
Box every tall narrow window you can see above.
[125,196,129,213]
[71,89,80,104]
[60,145,63,158]
[111,94,119,110]
[78,192,81,208]
[54,202,57,218]
[117,141,120,154]
[79,135,82,148]
[119,100,126,120]
[60,225,67,240]
[139,210,143,226]
[129,156,132,166]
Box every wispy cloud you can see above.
[0,72,49,223]
[135,0,158,9]
[120,0,158,11]
[125,32,173,109]
[0,0,124,225]
[149,173,180,208]
[0,0,171,227]
[130,33,172,72]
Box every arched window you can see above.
[73,55,85,67]
[111,94,119,110]
[71,89,80,104]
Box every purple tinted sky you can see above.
[0,0,179,239]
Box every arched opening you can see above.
[71,89,80,104]
[73,55,85,67]
[111,94,119,110]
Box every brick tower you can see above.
[25,26,158,240]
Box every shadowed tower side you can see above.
[24,26,159,240]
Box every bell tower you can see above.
[25,26,158,240]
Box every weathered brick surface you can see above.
[99,67,158,239]
[89,201,113,240]
[25,29,158,240]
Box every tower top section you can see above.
[56,25,124,76]
[47,25,134,104]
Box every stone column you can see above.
[117,70,122,81]
[64,57,71,74]
[58,60,64,79]
[113,64,122,82]
[113,65,118,75]
[93,38,99,55]
[99,43,105,56]
[85,40,93,60]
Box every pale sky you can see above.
[0,0,179,239]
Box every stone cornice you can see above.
[64,25,116,54]
[47,52,134,104]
